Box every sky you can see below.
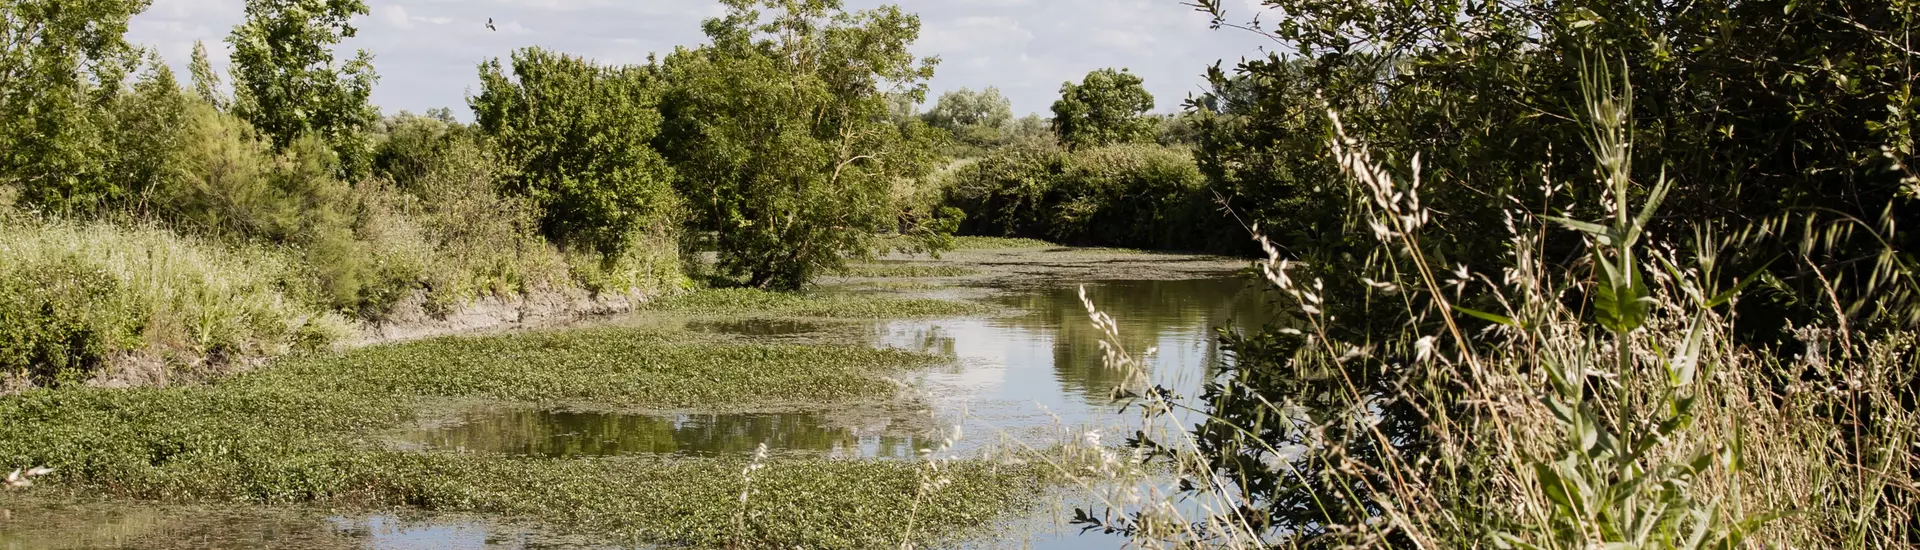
[126,0,1278,120]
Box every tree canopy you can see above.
[923,87,1013,145]
[227,0,377,177]
[1050,68,1155,150]
[0,0,150,211]
[471,47,678,258]
[654,0,942,290]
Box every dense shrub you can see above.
[0,217,350,385]
[1050,144,1211,248]
[0,259,141,386]
[945,143,1221,250]
[472,48,679,259]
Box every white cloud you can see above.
[379,5,415,30]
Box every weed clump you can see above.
[642,288,988,319]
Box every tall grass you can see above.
[1064,64,1917,548]
[0,215,351,386]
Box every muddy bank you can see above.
[75,288,665,391]
[344,288,662,348]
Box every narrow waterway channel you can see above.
[1,248,1272,549]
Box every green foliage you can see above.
[655,0,944,290]
[259,326,942,406]
[370,117,579,301]
[472,48,679,259]
[0,217,349,385]
[0,259,141,386]
[922,87,1015,151]
[1050,68,1155,150]
[1188,57,1343,257]
[946,142,1218,250]
[1050,144,1210,248]
[1191,0,1919,333]
[227,0,378,178]
[833,263,975,278]
[104,60,194,207]
[0,0,149,212]
[0,383,1041,548]
[369,110,462,190]
[188,40,225,108]
[950,235,1052,250]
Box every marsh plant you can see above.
[1063,63,1916,548]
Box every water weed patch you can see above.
[832,264,978,278]
[0,317,1036,548]
[0,385,1043,548]
[255,327,940,408]
[641,288,989,319]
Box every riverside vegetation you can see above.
[3,0,1918,548]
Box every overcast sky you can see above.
[127,0,1276,120]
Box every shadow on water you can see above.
[395,408,928,459]
[680,318,826,337]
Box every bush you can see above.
[1050,144,1210,249]
[0,217,350,385]
[0,259,141,385]
[944,143,1066,240]
[944,143,1221,250]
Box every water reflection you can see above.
[398,409,926,459]
[0,501,601,550]
[400,277,1270,462]
[879,278,1271,441]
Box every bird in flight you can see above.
[486,18,497,31]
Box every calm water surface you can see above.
[399,277,1270,460]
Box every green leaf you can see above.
[1706,260,1777,308]
[1623,169,1673,247]
[1452,305,1517,326]
[1545,215,1614,243]
[1593,253,1651,333]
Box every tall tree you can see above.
[470,48,678,258]
[654,0,943,290]
[1050,68,1154,150]
[923,87,1014,146]
[0,0,150,211]
[227,0,377,178]
[188,40,225,108]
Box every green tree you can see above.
[923,87,1013,147]
[470,47,678,258]
[1117,0,1920,544]
[188,40,225,108]
[655,0,943,290]
[226,0,377,178]
[1050,68,1155,150]
[106,59,193,210]
[0,0,150,212]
